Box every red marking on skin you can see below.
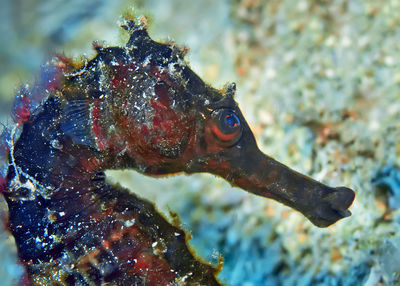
[0,176,7,194]
[80,156,102,173]
[203,123,225,154]
[45,68,63,92]
[91,100,108,151]
[132,252,176,286]
[110,230,123,242]
[111,63,137,89]
[114,85,193,169]
[234,177,247,186]
[154,83,170,106]
[180,126,196,161]
[234,175,273,198]
[150,98,184,147]
[139,125,149,137]
[211,123,241,142]
[205,159,219,169]
[123,108,189,166]
[124,124,168,166]
[13,94,31,124]
[102,240,110,250]
[150,66,175,87]
[20,275,32,286]
[103,220,152,268]
[218,161,230,171]
[203,159,230,178]
[111,77,124,89]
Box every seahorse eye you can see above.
[211,109,242,145]
[224,112,240,129]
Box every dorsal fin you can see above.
[60,100,95,147]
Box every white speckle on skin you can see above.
[124,218,135,227]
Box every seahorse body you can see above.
[0,18,354,285]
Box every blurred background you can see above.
[1,0,400,285]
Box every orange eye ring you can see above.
[211,109,242,145]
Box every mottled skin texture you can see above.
[0,18,354,285]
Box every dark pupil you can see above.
[224,113,240,128]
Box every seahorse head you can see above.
[40,18,354,228]
[58,19,244,175]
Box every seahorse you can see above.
[0,18,355,285]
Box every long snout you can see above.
[231,149,354,227]
[192,138,355,227]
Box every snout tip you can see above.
[329,186,356,211]
[311,186,355,228]
[337,209,352,218]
